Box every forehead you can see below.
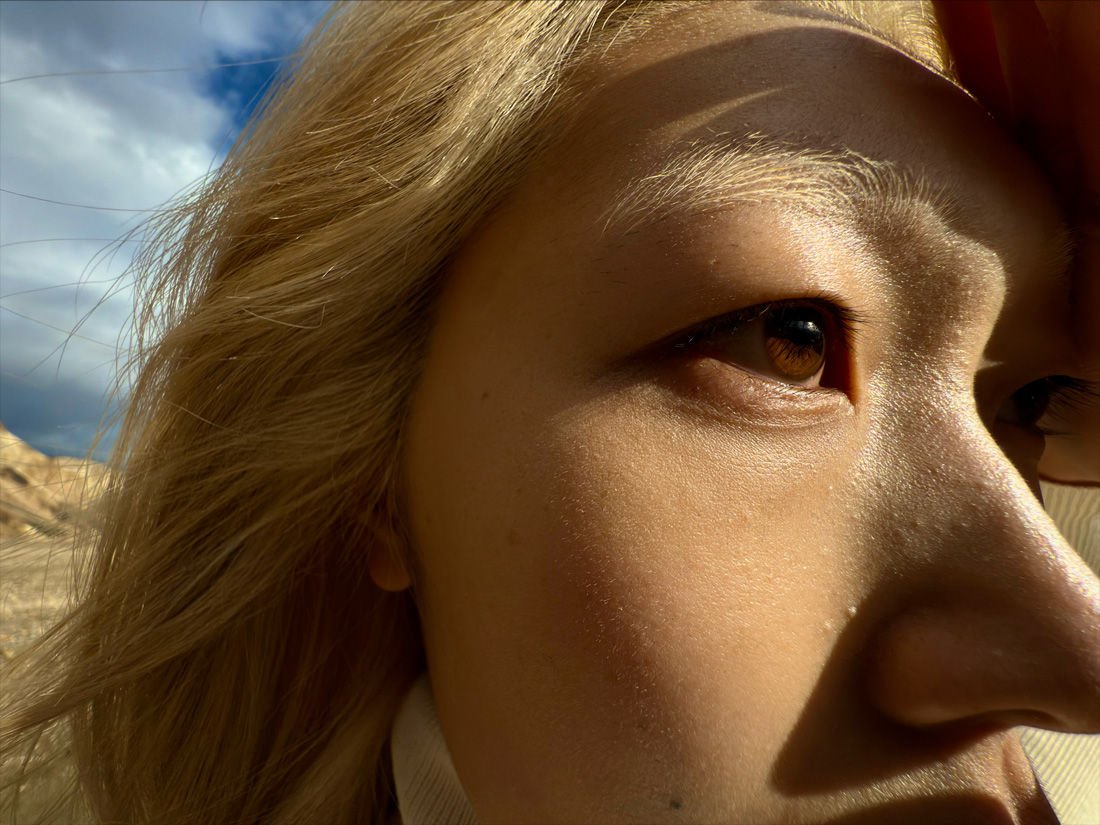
[544,2,973,212]
[462,0,1064,297]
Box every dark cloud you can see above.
[0,372,122,460]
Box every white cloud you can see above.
[0,0,330,457]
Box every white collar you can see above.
[391,673,479,825]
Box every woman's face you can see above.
[396,4,1100,823]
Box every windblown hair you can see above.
[0,2,949,824]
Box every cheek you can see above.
[543,388,855,667]
[525,387,864,758]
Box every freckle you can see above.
[481,390,490,401]
[670,798,682,810]
[506,528,521,546]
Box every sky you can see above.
[0,0,331,459]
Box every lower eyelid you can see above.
[663,356,851,428]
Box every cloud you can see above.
[0,372,121,460]
[0,0,330,458]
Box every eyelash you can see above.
[675,296,866,350]
[1022,375,1100,437]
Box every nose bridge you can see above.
[865,394,1093,599]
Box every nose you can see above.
[863,427,1100,737]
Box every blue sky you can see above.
[0,0,331,459]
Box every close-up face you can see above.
[398,3,1100,823]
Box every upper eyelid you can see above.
[674,295,870,349]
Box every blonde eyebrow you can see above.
[598,133,953,238]
[597,132,1077,296]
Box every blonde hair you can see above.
[0,2,948,823]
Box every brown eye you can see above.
[763,306,826,382]
[678,299,854,391]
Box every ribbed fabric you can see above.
[1021,483,1100,825]
[1041,483,1100,572]
[391,673,479,825]
[1021,728,1100,825]
[390,485,1099,824]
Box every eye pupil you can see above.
[764,307,826,381]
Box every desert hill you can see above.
[0,423,106,541]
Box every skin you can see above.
[376,4,1100,823]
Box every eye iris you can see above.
[764,307,826,381]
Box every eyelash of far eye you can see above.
[672,296,868,352]
[1037,376,1100,438]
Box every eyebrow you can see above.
[597,133,1075,291]
[598,133,955,237]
